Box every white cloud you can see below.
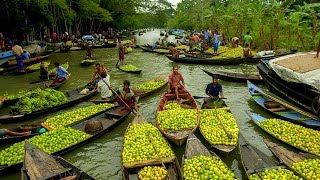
[167,0,181,6]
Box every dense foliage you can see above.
[167,0,320,51]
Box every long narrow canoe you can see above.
[122,115,182,180]
[248,81,320,129]
[248,113,320,157]
[140,46,171,54]
[21,141,95,180]
[7,55,50,68]
[116,64,142,74]
[264,139,319,179]
[182,134,236,179]
[0,106,130,175]
[132,78,168,98]
[43,75,69,90]
[156,92,199,146]
[203,69,264,83]
[239,134,281,179]
[165,55,244,65]
[0,85,98,124]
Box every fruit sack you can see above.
[0,127,90,166]
[122,123,175,169]
[258,118,320,156]
[157,102,198,131]
[200,109,239,146]
[42,103,114,131]
[249,167,300,180]
[183,155,236,180]
[138,166,168,180]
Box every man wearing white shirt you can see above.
[95,72,112,100]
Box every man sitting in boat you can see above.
[0,128,31,138]
[116,80,139,112]
[167,65,186,101]
[12,41,24,72]
[47,62,69,87]
[203,76,225,109]
[94,72,112,101]
[39,60,49,79]
[169,46,179,58]
[243,43,253,58]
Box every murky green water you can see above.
[0,30,283,180]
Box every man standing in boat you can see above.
[12,41,24,72]
[167,65,185,101]
[203,75,225,109]
[118,41,125,65]
[243,31,253,47]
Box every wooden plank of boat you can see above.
[165,55,244,65]
[7,55,50,68]
[248,81,320,130]
[0,85,98,124]
[239,134,281,179]
[116,64,142,74]
[122,115,182,180]
[132,79,168,98]
[248,112,320,157]
[0,106,130,175]
[182,134,234,179]
[155,92,199,146]
[264,138,318,178]
[22,141,95,180]
[203,69,264,83]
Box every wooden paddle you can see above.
[252,82,319,120]
[193,95,227,99]
[146,129,168,171]
[97,74,137,115]
[214,105,233,139]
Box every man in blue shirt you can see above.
[202,75,224,108]
[212,30,220,54]
[204,30,210,44]
[47,62,70,87]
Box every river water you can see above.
[0,30,284,180]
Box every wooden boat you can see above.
[140,46,172,54]
[13,61,52,75]
[0,123,41,144]
[245,51,296,63]
[248,81,320,129]
[132,79,168,98]
[257,60,320,115]
[203,69,263,83]
[0,85,98,124]
[0,106,130,175]
[21,141,95,180]
[116,64,142,74]
[165,55,244,65]
[122,115,182,180]
[182,134,234,179]
[264,139,319,178]
[184,52,213,58]
[156,92,199,146]
[6,55,50,68]
[43,76,69,90]
[80,59,96,66]
[239,134,281,179]
[249,112,319,156]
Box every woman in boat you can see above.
[12,41,24,72]
[0,128,31,138]
[39,60,49,79]
[47,62,70,87]
[202,75,225,109]
[116,80,139,112]
[167,65,186,101]
[93,72,112,100]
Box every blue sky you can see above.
[168,0,181,6]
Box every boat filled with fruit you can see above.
[132,78,167,98]
[39,62,69,79]
[182,134,236,180]
[22,141,94,180]
[0,85,97,124]
[14,61,50,75]
[264,139,320,180]
[199,108,239,155]
[0,106,130,174]
[122,115,182,179]
[156,92,199,146]
[249,113,320,157]
[116,63,142,74]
